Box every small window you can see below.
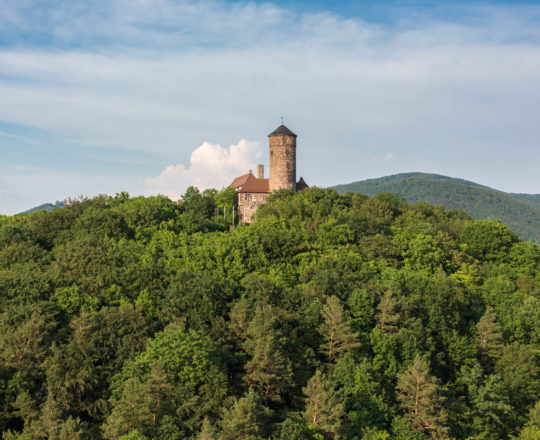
[245,194,251,201]
[251,205,255,210]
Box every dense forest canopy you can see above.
[0,187,539,439]
[331,172,540,244]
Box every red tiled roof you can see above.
[229,171,270,193]
[229,173,250,189]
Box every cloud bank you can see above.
[1,0,540,214]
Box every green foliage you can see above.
[219,389,272,440]
[303,369,345,438]
[0,189,538,439]
[396,355,448,439]
[517,401,540,439]
[318,295,360,364]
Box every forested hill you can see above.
[1,188,540,440]
[331,173,540,243]
[22,201,65,215]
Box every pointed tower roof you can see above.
[268,124,297,137]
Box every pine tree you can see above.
[519,401,540,440]
[476,307,503,368]
[103,365,174,440]
[243,304,293,404]
[303,369,344,439]
[375,291,402,333]
[318,296,360,364]
[396,355,448,439]
[219,389,272,440]
[197,417,218,440]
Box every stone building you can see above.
[229,124,308,223]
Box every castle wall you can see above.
[269,135,296,191]
[238,192,269,223]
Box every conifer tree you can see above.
[318,296,360,364]
[476,307,504,368]
[103,364,174,439]
[243,304,293,404]
[197,417,218,440]
[219,389,272,440]
[303,369,344,439]
[518,401,540,440]
[375,291,402,333]
[396,355,448,439]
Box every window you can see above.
[251,205,255,210]
[245,194,251,200]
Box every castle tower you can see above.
[268,124,297,191]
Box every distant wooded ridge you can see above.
[331,172,540,244]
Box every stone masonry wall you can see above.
[269,134,296,191]
[238,192,269,223]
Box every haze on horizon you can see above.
[1,0,540,215]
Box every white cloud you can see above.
[385,153,395,161]
[144,139,261,200]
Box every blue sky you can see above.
[1,0,540,214]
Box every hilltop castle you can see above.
[229,124,308,223]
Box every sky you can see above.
[1,0,540,214]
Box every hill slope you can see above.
[22,201,65,215]
[331,172,540,243]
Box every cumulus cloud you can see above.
[144,139,261,200]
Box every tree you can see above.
[303,369,344,439]
[219,389,272,440]
[197,417,218,440]
[396,356,448,439]
[107,324,226,438]
[518,401,540,440]
[457,364,512,438]
[278,418,319,440]
[0,304,56,376]
[243,304,293,404]
[495,343,540,416]
[460,220,518,262]
[476,307,503,369]
[318,296,360,364]
[375,291,402,334]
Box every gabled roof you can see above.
[296,177,309,190]
[268,124,297,137]
[229,171,271,193]
[229,172,250,189]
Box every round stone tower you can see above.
[268,124,297,191]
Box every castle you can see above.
[229,124,308,223]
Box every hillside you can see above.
[1,188,539,439]
[332,172,540,243]
[22,203,57,214]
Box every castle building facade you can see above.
[229,124,308,223]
